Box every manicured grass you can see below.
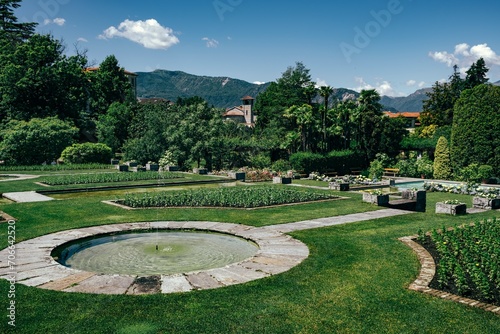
[1,171,500,333]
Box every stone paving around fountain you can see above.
[0,209,411,295]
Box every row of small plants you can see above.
[0,163,113,172]
[42,171,181,185]
[122,185,338,208]
[310,173,379,185]
[418,218,500,304]
[424,182,500,198]
[212,168,275,182]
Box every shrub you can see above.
[249,152,271,169]
[289,152,325,174]
[325,150,365,175]
[60,143,113,164]
[369,159,384,179]
[478,165,494,181]
[271,159,292,174]
[416,154,434,178]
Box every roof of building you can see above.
[383,111,421,119]
[85,67,138,76]
[223,106,245,117]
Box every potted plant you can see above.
[435,199,466,215]
[362,189,389,206]
[127,160,138,167]
[117,164,129,172]
[272,171,293,184]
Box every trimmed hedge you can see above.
[60,143,113,164]
[289,150,365,175]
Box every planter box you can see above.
[229,172,246,181]
[127,161,138,167]
[193,168,208,175]
[472,196,500,210]
[146,163,159,171]
[362,193,389,206]
[329,182,349,191]
[110,159,120,165]
[165,165,179,172]
[435,202,467,215]
[136,167,146,172]
[273,176,292,184]
[117,165,129,172]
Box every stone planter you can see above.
[362,193,389,206]
[273,176,292,184]
[117,165,129,172]
[435,202,466,215]
[110,159,120,165]
[329,182,349,191]
[165,165,179,172]
[127,161,138,167]
[229,172,246,181]
[146,163,159,171]
[193,168,208,175]
[472,196,500,210]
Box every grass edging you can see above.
[399,235,500,315]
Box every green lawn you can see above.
[1,170,500,333]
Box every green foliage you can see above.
[450,84,500,175]
[43,171,180,186]
[0,163,112,171]
[60,143,113,164]
[416,154,434,178]
[248,152,271,169]
[289,152,325,174]
[96,102,135,152]
[123,185,337,208]
[0,34,89,124]
[395,158,418,178]
[433,136,452,180]
[0,0,36,43]
[428,218,500,302]
[271,159,292,173]
[158,150,178,168]
[0,117,78,165]
[465,58,489,89]
[478,165,494,180]
[368,159,384,180]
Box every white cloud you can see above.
[418,81,426,88]
[202,37,219,48]
[430,43,500,74]
[353,77,404,97]
[406,80,426,88]
[406,80,416,86]
[77,37,88,43]
[99,19,179,50]
[43,18,66,26]
[253,81,266,85]
[315,78,328,88]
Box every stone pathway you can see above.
[2,191,54,203]
[0,209,411,295]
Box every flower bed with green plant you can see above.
[122,185,338,208]
[213,168,275,182]
[42,171,181,185]
[417,218,500,305]
[424,182,500,197]
[0,163,113,172]
[310,173,378,185]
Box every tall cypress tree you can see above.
[0,0,36,43]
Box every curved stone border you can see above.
[0,174,40,182]
[0,222,308,295]
[399,235,500,315]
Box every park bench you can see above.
[323,169,338,177]
[383,168,399,177]
[350,167,362,175]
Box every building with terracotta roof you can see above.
[383,111,421,129]
[223,96,256,126]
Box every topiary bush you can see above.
[433,136,452,180]
[60,143,113,164]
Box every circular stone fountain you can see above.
[54,231,259,276]
[0,221,309,294]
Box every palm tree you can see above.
[319,86,334,152]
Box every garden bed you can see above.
[119,185,339,209]
[41,171,182,186]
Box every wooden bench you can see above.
[323,169,338,177]
[350,167,362,175]
[383,168,399,177]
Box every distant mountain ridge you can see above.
[136,70,270,108]
[136,69,430,111]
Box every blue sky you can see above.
[15,0,500,96]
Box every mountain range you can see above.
[136,70,440,112]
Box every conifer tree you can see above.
[433,136,452,180]
[0,0,36,43]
